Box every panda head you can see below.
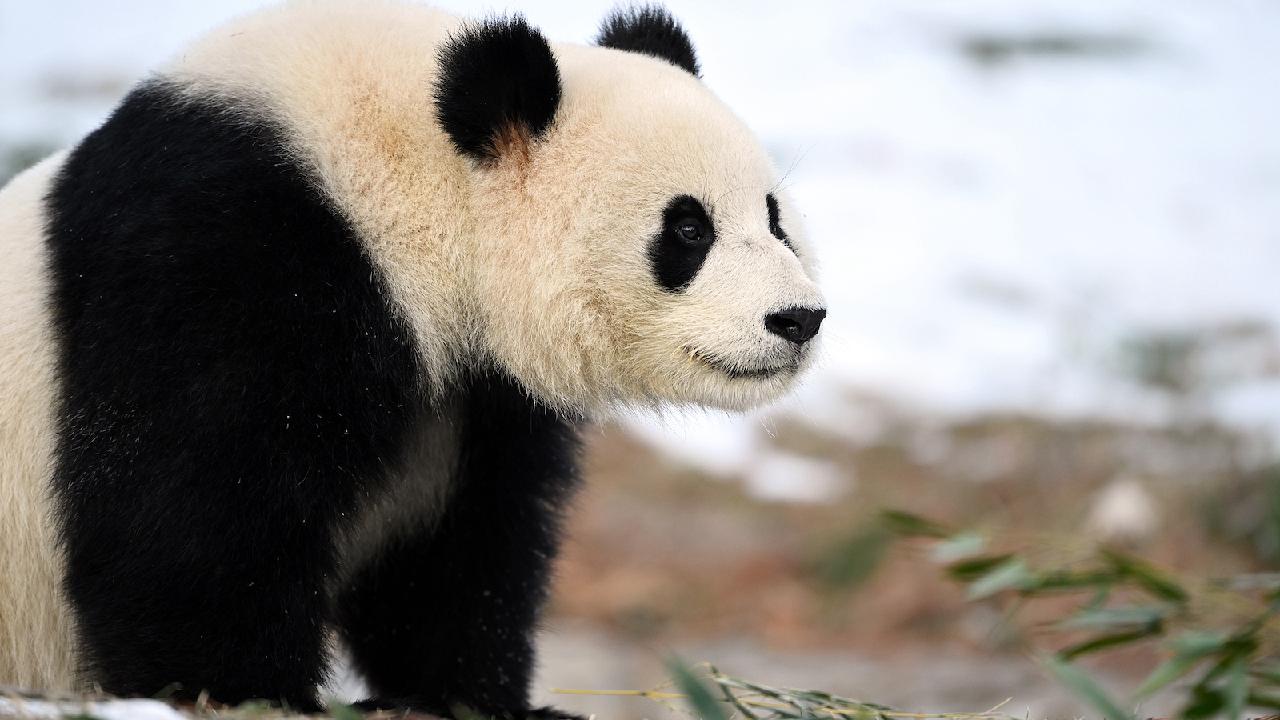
[436,7,825,413]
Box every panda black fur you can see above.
[0,2,825,715]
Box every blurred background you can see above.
[3,1,1280,718]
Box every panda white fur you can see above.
[0,2,825,714]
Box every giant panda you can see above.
[0,1,825,715]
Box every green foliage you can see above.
[1118,330,1201,396]
[1043,655,1133,720]
[326,703,363,720]
[1114,321,1275,405]
[814,523,894,590]
[1205,464,1280,566]
[667,658,729,720]
[880,510,953,539]
[966,557,1036,600]
[663,663,1013,720]
[226,700,284,718]
[613,503,1280,720]
[877,510,1280,720]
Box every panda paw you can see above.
[349,697,446,718]
[351,698,585,720]
[524,706,587,720]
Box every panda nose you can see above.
[764,307,826,345]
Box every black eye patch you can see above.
[766,193,794,253]
[649,195,714,293]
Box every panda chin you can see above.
[693,362,802,412]
[685,347,801,383]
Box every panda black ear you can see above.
[595,5,699,77]
[435,16,562,162]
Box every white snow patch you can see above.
[744,451,848,504]
[0,697,187,720]
[1086,476,1161,542]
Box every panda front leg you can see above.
[336,371,583,720]
[60,466,350,712]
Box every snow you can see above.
[1086,476,1160,542]
[0,697,187,720]
[3,0,1278,486]
[744,451,848,504]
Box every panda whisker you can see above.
[768,144,812,196]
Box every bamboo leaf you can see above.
[817,525,892,590]
[668,657,729,720]
[1060,628,1159,661]
[931,532,986,563]
[947,554,1017,583]
[1026,570,1118,593]
[1058,606,1166,631]
[1084,586,1113,611]
[1181,686,1226,720]
[1225,658,1247,720]
[880,510,952,539]
[968,557,1035,599]
[708,665,760,720]
[1172,631,1230,657]
[1135,655,1207,700]
[1250,663,1280,686]
[1103,549,1189,603]
[329,704,363,720]
[1246,691,1280,709]
[1044,655,1134,720]
[1199,637,1259,685]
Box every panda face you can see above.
[458,43,825,413]
[598,103,825,411]
[639,187,825,409]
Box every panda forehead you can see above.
[553,43,768,167]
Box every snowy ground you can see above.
[3,0,1279,482]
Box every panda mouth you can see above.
[719,363,793,380]
[685,348,797,380]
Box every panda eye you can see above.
[650,194,715,293]
[675,220,705,244]
[766,193,795,253]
